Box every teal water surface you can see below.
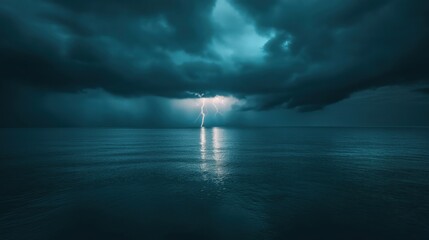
[1,128,428,239]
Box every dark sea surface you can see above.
[0,127,428,240]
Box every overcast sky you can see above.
[1,0,428,127]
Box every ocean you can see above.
[0,127,428,239]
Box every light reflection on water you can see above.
[200,127,226,184]
[199,127,208,181]
[0,127,428,240]
[212,127,225,182]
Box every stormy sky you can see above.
[1,0,429,127]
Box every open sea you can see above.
[0,127,428,239]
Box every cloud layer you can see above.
[1,0,428,114]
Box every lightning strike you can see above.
[200,98,206,128]
[211,96,225,116]
[188,92,228,127]
[211,101,219,115]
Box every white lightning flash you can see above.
[188,92,226,128]
[211,96,224,116]
[192,92,207,127]
[211,101,219,115]
[200,98,206,127]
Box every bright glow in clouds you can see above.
[211,0,271,64]
[197,95,232,127]
[173,94,238,127]
[167,0,271,67]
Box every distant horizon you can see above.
[2,125,429,129]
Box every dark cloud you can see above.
[0,0,217,97]
[0,0,428,126]
[229,0,429,110]
[416,87,429,95]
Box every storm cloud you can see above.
[1,0,429,126]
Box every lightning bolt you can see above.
[211,101,219,115]
[189,92,224,128]
[212,101,219,115]
[200,98,206,128]
[212,96,225,116]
